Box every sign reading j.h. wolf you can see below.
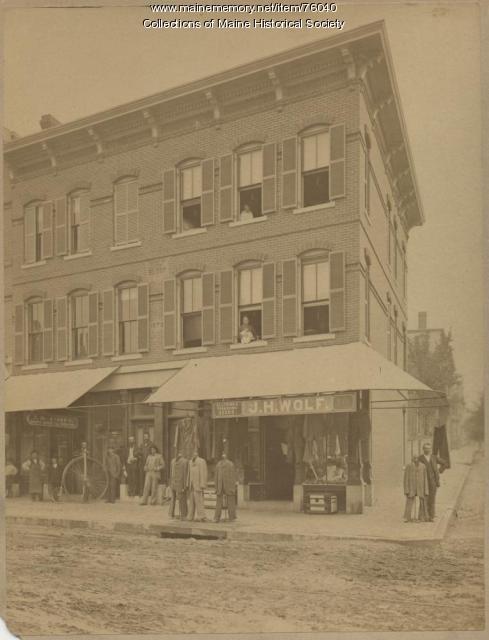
[212,393,357,419]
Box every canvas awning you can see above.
[91,367,182,392]
[145,342,440,404]
[4,367,117,413]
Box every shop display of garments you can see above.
[403,461,429,498]
[177,417,199,460]
[432,424,450,472]
[170,455,189,493]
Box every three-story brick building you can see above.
[3,21,436,512]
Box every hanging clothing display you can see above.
[432,424,451,472]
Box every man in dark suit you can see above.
[418,442,441,521]
[120,435,140,497]
[169,449,189,520]
[105,446,122,503]
[138,432,155,498]
[213,452,238,523]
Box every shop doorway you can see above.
[263,418,294,500]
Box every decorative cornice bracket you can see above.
[268,69,284,110]
[340,47,356,81]
[143,109,160,147]
[205,90,221,129]
[88,127,104,162]
[42,142,57,174]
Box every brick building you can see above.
[3,21,436,512]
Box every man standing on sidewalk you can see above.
[138,432,155,498]
[121,435,140,497]
[214,452,238,523]
[105,446,122,503]
[187,450,207,522]
[169,449,189,520]
[140,445,165,506]
[418,442,441,521]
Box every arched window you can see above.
[180,271,203,348]
[70,290,89,360]
[114,177,139,246]
[301,249,330,336]
[237,261,263,342]
[180,160,203,231]
[27,298,44,363]
[117,282,138,354]
[301,126,330,208]
[237,144,263,220]
[68,190,90,254]
[24,201,51,264]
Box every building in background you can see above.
[3,21,436,511]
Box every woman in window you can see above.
[239,315,257,344]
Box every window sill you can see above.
[171,228,207,239]
[292,201,336,215]
[64,359,94,367]
[172,346,208,355]
[110,241,142,252]
[21,260,47,270]
[64,251,93,261]
[293,333,336,344]
[229,216,268,228]
[21,363,48,371]
[111,353,143,362]
[230,340,268,350]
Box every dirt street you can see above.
[6,453,485,635]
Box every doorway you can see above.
[263,417,294,500]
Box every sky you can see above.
[2,2,484,404]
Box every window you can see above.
[238,267,262,342]
[238,148,263,219]
[71,294,89,359]
[387,296,392,360]
[364,149,370,214]
[393,307,399,365]
[365,264,371,341]
[114,179,138,245]
[69,193,89,254]
[302,130,329,208]
[180,164,202,230]
[302,259,330,335]
[181,276,202,348]
[24,204,43,264]
[28,301,43,363]
[118,287,138,354]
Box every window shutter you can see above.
[201,159,215,226]
[281,137,298,209]
[202,272,215,345]
[219,155,234,222]
[262,143,277,214]
[102,289,115,356]
[163,279,176,349]
[137,283,149,353]
[88,291,99,358]
[79,193,91,251]
[56,297,68,361]
[282,259,298,337]
[219,270,234,344]
[41,201,54,259]
[163,169,176,234]
[24,206,36,264]
[14,304,24,365]
[329,251,346,332]
[329,124,346,199]
[261,262,276,339]
[55,198,68,256]
[43,299,54,362]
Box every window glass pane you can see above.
[78,224,89,252]
[192,165,202,197]
[302,263,317,302]
[129,287,138,319]
[183,279,193,313]
[193,278,202,311]
[251,150,262,185]
[316,132,330,168]
[115,183,128,214]
[303,168,329,208]
[239,153,252,187]
[130,321,138,352]
[303,305,329,335]
[251,268,262,303]
[182,166,201,200]
[120,289,130,321]
[183,314,202,348]
[72,197,81,224]
[25,209,36,234]
[127,182,138,211]
[302,135,317,172]
[316,261,330,300]
[182,168,193,200]
[239,270,251,306]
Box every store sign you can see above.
[212,393,357,419]
[25,412,79,430]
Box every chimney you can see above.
[418,311,427,330]
[39,114,61,130]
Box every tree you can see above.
[408,330,460,393]
[464,395,484,446]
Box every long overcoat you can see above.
[170,456,189,492]
[188,456,207,491]
[215,458,238,496]
[403,462,429,498]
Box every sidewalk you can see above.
[6,445,478,544]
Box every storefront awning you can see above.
[91,367,182,392]
[4,367,117,412]
[145,342,439,404]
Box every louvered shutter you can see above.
[282,259,298,337]
[262,143,276,214]
[261,263,276,339]
[201,159,215,226]
[88,291,99,358]
[14,304,24,365]
[24,206,36,264]
[41,201,54,259]
[163,169,176,234]
[56,297,68,361]
[202,272,215,345]
[43,299,54,362]
[329,251,346,331]
[137,283,149,353]
[79,193,91,251]
[219,155,234,222]
[102,289,115,356]
[55,197,68,256]
[163,279,176,349]
[329,124,346,199]
[282,138,298,209]
[219,270,234,344]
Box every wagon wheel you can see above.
[62,455,108,501]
